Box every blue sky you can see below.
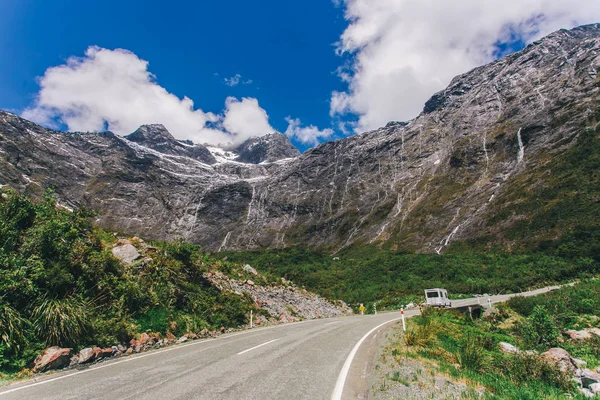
[0,0,349,151]
[1,0,598,152]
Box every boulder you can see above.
[541,348,578,374]
[69,355,79,368]
[590,383,600,394]
[566,330,592,340]
[125,348,133,355]
[243,264,258,275]
[246,280,255,286]
[140,332,150,345]
[589,328,600,337]
[33,346,72,372]
[129,339,141,353]
[77,347,101,364]
[117,344,127,353]
[499,342,520,354]
[177,336,188,343]
[101,347,114,358]
[111,244,140,265]
[581,369,600,388]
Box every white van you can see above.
[424,288,452,308]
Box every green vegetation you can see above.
[451,119,600,260]
[0,190,267,374]
[223,246,597,309]
[224,123,600,310]
[381,280,600,399]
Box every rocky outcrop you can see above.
[541,347,579,374]
[234,133,300,164]
[566,328,600,340]
[1,24,599,252]
[205,271,352,321]
[125,124,216,164]
[33,346,72,372]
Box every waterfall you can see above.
[516,128,525,164]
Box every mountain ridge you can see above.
[0,23,599,253]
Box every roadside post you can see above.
[374,302,377,315]
[250,310,253,329]
[487,297,492,309]
[359,303,365,315]
[401,308,406,332]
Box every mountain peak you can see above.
[235,132,300,164]
[124,124,216,164]
[125,124,176,144]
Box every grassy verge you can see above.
[377,280,600,399]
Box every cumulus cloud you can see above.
[332,0,600,132]
[284,117,334,146]
[223,97,275,138]
[22,46,270,145]
[223,74,252,87]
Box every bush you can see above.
[457,334,487,372]
[404,326,435,347]
[0,303,27,351]
[499,352,574,391]
[0,190,263,372]
[520,306,559,350]
[32,296,91,347]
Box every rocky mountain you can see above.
[125,124,217,164]
[234,133,300,164]
[0,24,599,253]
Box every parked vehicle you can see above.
[424,288,452,308]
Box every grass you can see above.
[379,281,600,399]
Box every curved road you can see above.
[0,285,563,400]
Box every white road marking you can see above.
[237,339,279,355]
[331,317,402,400]
[0,316,343,396]
[0,329,274,396]
[324,321,342,326]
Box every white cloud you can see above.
[223,97,275,138]
[224,73,253,87]
[284,117,334,146]
[332,0,600,132]
[22,46,270,145]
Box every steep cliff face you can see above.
[1,24,599,253]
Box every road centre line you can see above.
[237,339,279,355]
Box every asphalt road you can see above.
[0,285,565,400]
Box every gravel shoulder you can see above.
[367,322,484,400]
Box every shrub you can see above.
[519,305,559,350]
[457,334,487,372]
[31,296,91,347]
[0,303,27,351]
[499,352,574,391]
[404,325,435,347]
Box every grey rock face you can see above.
[234,133,300,164]
[125,124,217,164]
[0,24,599,252]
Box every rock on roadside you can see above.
[33,347,72,372]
